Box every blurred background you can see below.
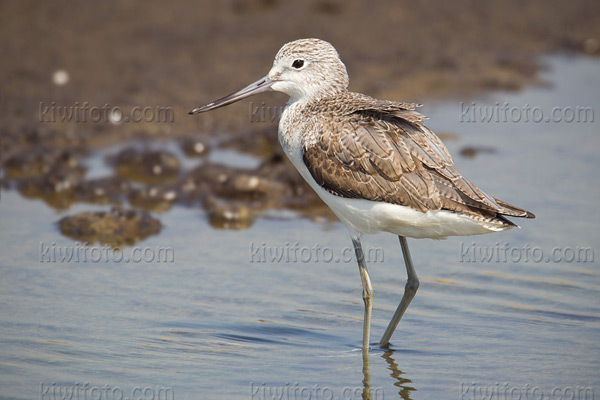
[1,1,599,399]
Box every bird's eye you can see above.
[292,59,304,69]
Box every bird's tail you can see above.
[493,198,536,219]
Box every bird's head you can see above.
[189,38,348,114]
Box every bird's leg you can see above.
[379,236,420,347]
[351,236,373,350]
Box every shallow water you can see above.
[1,54,599,400]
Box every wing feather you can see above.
[301,92,535,222]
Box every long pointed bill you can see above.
[188,76,274,114]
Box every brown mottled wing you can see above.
[302,104,534,220]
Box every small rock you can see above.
[53,70,69,86]
[76,177,131,204]
[129,185,177,213]
[205,196,254,230]
[181,138,210,157]
[459,146,496,159]
[59,207,162,246]
[114,148,180,183]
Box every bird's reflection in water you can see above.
[382,349,417,399]
[361,350,372,400]
[361,348,416,400]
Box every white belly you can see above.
[301,164,508,239]
[311,187,510,239]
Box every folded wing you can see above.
[302,93,535,224]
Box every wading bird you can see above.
[189,38,534,349]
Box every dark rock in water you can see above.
[205,196,254,230]
[186,163,244,197]
[459,146,497,159]
[256,158,306,195]
[18,179,77,210]
[218,127,282,159]
[175,175,212,205]
[129,185,177,213]
[41,159,86,193]
[186,162,289,201]
[15,151,86,210]
[181,137,210,157]
[4,147,81,179]
[177,156,336,227]
[113,148,180,183]
[222,173,286,198]
[76,177,131,205]
[59,207,162,246]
